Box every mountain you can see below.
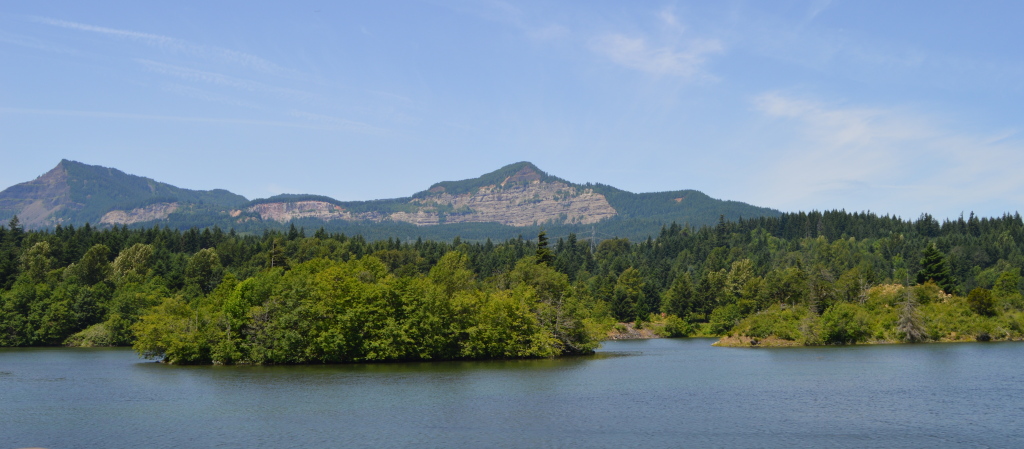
[0,160,781,240]
[0,160,247,228]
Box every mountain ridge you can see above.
[0,160,782,240]
[0,159,248,228]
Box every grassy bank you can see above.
[714,283,1024,347]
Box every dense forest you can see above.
[1,209,1023,363]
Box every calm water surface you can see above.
[2,339,1023,448]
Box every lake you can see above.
[2,339,1023,448]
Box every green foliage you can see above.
[132,254,598,364]
[819,303,871,345]
[967,288,997,317]
[590,185,780,225]
[535,231,554,266]
[921,297,988,341]
[660,315,694,337]
[917,243,954,293]
[65,321,116,347]
[111,243,154,285]
[68,244,111,286]
[185,248,223,295]
[612,267,645,322]
[708,303,746,336]
[731,305,808,341]
[6,206,1024,354]
[661,272,694,318]
[1,160,248,225]
[992,271,1023,310]
[413,162,567,198]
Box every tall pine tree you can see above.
[536,230,554,265]
[916,243,954,293]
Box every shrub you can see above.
[967,288,997,317]
[731,305,807,341]
[819,303,870,344]
[661,315,693,338]
[708,304,745,335]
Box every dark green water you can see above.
[2,339,1023,448]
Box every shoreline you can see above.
[604,322,661,340]
[713,334,1024,347]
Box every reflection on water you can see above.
[2,339,1023,448]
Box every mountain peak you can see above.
[500,162,542,186]
[1,160,782,238]
[1,160,247,228]
[417,161,567,197]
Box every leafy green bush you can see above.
[708,304,745,335]
[819,303,870,344]
[967,288,997,317]
[661,315,693,337]
[731,305,807,341]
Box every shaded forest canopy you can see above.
[2,208,1024,362]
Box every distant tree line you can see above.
[1,209,1024,359]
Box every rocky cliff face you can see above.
[402,181,616,226]
[247,201,355,222]
[244,179,617,227]
[3,160,777,232]
[0,164,75,227]
[100,202,180,225]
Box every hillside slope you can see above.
[0,160,781,239]
[0,160,247,228]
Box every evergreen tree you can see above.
[612,267,644,322]
[916,243,954,293]
[967,287,997,317]
[535,230,554,266]
[662,272,694,318]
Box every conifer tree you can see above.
[916,243,954,293]
[662,272,694,318]
[897,290,926,342]
[536,230,554,265]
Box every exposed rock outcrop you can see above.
[248,201,354,223]
[404,181,616,226]
[100,202,179,225]
[245,179,617,227]
[0,163,75,227]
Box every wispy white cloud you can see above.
[0,107,323,129]
[31,16,291,76]
[659,7,682,30]
[803,0,833,24]
[136,60,313,101]
[286,110,387,134]
[732,6,1015,85]
[747,92,1024,218]
[33,17,178,46]
[527,24,569,41]
[0,30,78,54]
[591,33,723,78]
[589,7,723,79]
[159,84,266,110]
[431,0,569,43]
[0,107,388,135]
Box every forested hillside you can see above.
[0,160,247,227]
[2,209,1023,363]
[1,160,781,240]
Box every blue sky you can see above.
[2,1,1023,221]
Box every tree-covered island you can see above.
[2,209,1024,363]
